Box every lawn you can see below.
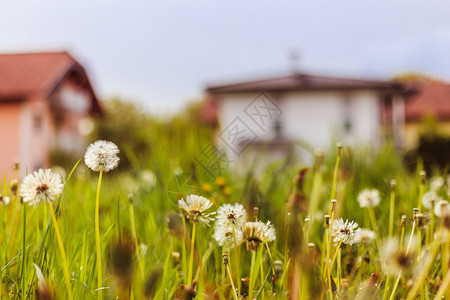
[1,112,450,299]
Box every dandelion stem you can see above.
[249,250,256,300]
[389,185,395,237]
[233,228,241,289]
[21,203,26,299]
[181,216,187,285]
[260,253,265,300]
[48,202,73,300]
[389,271,402,300]
[330,145,341,202]
[337,248,341,292]
[187,222,196,284]
[225,256,239,300]
[327,241,342,299]
[325,210,335,281]
[95,169,103,300]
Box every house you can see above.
[204,72,414,163]
[0,51,102,179]
[403,81,450,148]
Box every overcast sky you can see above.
[1,1,450,112]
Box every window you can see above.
[34,112,42,133]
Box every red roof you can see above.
[206,72,408,94]
[405,82,450,122]
[0,51,102,115]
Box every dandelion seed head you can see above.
[84,140,120,172]
[213,225,243,250]
[430,176,444,192]
[357,189,380,208]
[331,218,359,245]
[215,203,247,228]
[383,238,415,276]
[434,200,449,217]
[422,191,440,209]
[243,221,276,251]
[356,228,375,244]
[20,169,64,206]
[178,194,215,226]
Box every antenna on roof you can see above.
[290,49,300,74]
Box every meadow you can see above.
[1,102,450,299]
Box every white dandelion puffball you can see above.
[20,169,64,206]
[357,189,380,208]
[382,237,416,276]
[243,221,276,250]
[430,176,444,192]
[84,140,120,172]
[331,218,360,246]
[213,225,244,250]
[0,196,10,205]
[178,194,215,226]
[356,228,375,244]
[422,191,440,209]
[435,200,449,217]
[215,203,247,229]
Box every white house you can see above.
[204,72,413,163]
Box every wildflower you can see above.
[430,176,444,192]
[356,228,375,244]
[215,177,226,187]
[357,189,380,208]
[202,183,212,193]
[422,191,440,209]
[215,203,247,228]
[213,226,243,250]
[243,221,276,251]
[20,169,64,206]
[178,194,215,226]
[140,170,156,188]
[331,218,360,246]
[0,195,10,206]
[84,140,120,172]
[382,238,415,276]
[435,200,449,217]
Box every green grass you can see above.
[1,134,450,299]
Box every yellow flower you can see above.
[215,177,226,187]
[202,183,212,193]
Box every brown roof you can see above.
[0,51,102,115]
[405,82,450,122]
[206,72,408,94]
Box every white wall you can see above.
[216,89,381,160]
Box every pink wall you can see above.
[1,78,94,180]
[0,103,21,179]
[25,97,55,177]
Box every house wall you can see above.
[0,103,21,179]
[20,96,55,178]
[216,89,381,160]
[51,80,93,153]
